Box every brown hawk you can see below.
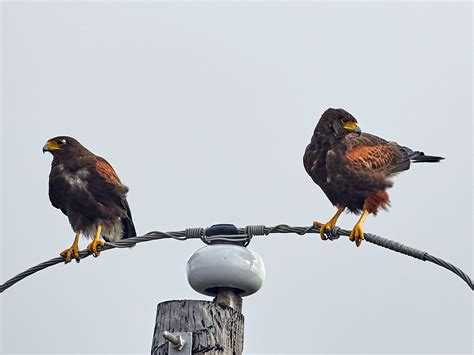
[303,108,443,246]
[43,136,136,263]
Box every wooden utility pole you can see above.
[151,298,244,354]
[150,225,265,355]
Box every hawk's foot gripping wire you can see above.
[349,210,369,247]
[60,232,80,264]
[86,225,104,257]
[313,206,345,240]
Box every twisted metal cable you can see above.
[1,224,472,293]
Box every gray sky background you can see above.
[1,2,472,354]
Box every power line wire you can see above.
[0,224,472,293]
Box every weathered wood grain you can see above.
[151,300,244,355]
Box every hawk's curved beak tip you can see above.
[42,143,49,154]
[354,127,362,136]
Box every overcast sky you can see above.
[1,2,472,354]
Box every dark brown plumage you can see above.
[304,108,443,246]
[43,136,136,262]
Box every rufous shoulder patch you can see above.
[96,158,121,186]
[346,145,388,161]
[346,145,396,171]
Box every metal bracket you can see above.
[163,331,192,354]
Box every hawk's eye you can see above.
[57,139,67,145]
[341,117,350,124]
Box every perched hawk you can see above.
[43,136,136,263]
[303,108,443,246]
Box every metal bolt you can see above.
[163,331,185,350]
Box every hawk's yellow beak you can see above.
[343,121,362,135]
[42,140,61,153]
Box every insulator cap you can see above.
[186,244,265,297]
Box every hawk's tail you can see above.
[409,151,444,163]
[122,216,137,239]
[121,198,137,239]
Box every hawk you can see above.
[43,136,136,263]
[303,108,443,246]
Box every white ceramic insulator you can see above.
[186,244,265,297]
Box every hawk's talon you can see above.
[313,221,329,240]
[349,224,365,247]
[313,206,345,241]
[60,232,80,264]
[60,245,80,263]
[349,209,369,247]
[87,238,105,257]
[86,224,104,257]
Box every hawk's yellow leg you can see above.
[86,224,105,257]
[313,206,345,240]
[350,210,369,247]
[60,232,80,263]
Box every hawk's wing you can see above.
[95,157,122,186]
[94,157,136,238]
[343,133,412,175]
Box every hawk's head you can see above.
[317,108,362,138]
[42,136,89,158]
